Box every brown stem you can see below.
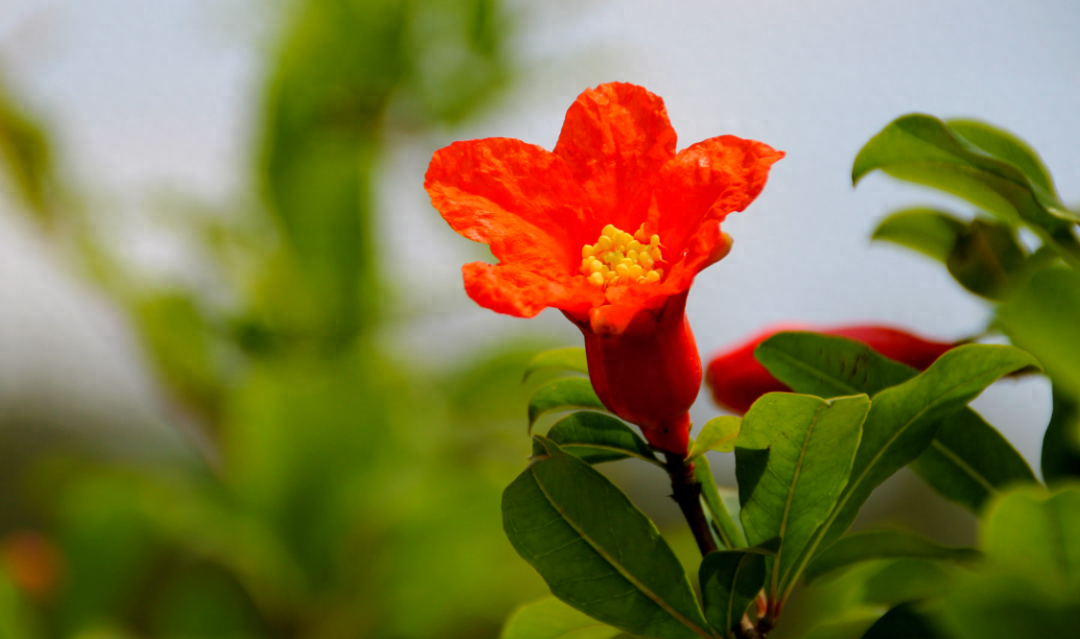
[663,452,718,556]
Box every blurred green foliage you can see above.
[0,1,554,638]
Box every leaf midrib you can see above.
[770,402,827,599]
[529,465,715,639]
[781,364,1013,603]
[927,438,997,495]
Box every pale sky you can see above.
[0,0,1077,464]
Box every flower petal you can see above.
[463,262,603,318]
[553,82,678,234]
[425,138,590,274]
[650,135,784,273]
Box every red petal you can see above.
[463,262,602,318]
[425,138,591,276]
[554,83,677,235]
[651,135,784,275]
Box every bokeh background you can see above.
[0,0,1077,637]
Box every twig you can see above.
[663,452,718,556]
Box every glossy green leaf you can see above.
[524,348,589,382]
[859,603,941,639]
[695,455,746,550]
[981,485,1080,590]
[945,219,1027,300]
[871,208,965,263]
[908,408,1036,512]
[689,417,742,459]
[852,114,1078,229]
[998,267,1080,398]
[1042,384,1080,484]
[503,436,711,639]
[736,393,870,599]
[755,332,913,399]
[804,530,980,585]
[541,412,660,466]
[699,538,780,636]
[500,597,621,639]
[757,332,1037,513]
[528,379,606,432]
[787,344,1039,594]
[947,119,1057,196]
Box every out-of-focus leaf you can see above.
[998,267,1080,398]
[852,114,1078,228]
[699,538,780,636]
[981,485,1080,589]
[502,436,710,639]
[402,0,512,125]
[527,379,606,431]
[523,348,588,382]
[135,293,223,422]
[499,597,620,639]
[695,455,746,550]
[859,602,941,639]
[947,118,1057,196]
[945,219,1027,300]
[789,345,1039,583]
[871,208,965,263]
[935,573,1080,639]
[804,530,980,585]
[758,332,1037,513]
[539,412,659,466]
[1042,384,1080,484]
[689,416,741,459]
[736,393,869,600]
[0,82,54,221]
[261,0,408,342]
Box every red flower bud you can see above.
[706,324,956,415]
[567,291,701,455]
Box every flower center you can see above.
[580,223,665,288]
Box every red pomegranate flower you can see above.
[425,82,784,454]
[706,324,956,415]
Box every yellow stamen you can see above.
[581,223,667,289]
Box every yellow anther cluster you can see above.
[580,223,665,288]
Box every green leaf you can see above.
[689,417,742,459]
[755,332,913,399]
[0,82,55,221]
[500,597,621,639]
[804,530,980,585]
[787,344,1039,595]
[699,538,780,636]
[852,114,1078,229]
[998,267,1080,398]
[1042,384,1080,484]
[859,603,941,639]
[503,436,712,639]
[871,208,965,263]
[908,408,1036,513]
[945,219,1028,300]
[946,119,1057,196]
[542,412,660,466]
[736,393,870,600]
[695,455,747,550]
[524,348,589,382]
[981,485,1080,590]
[757,332,1038,513]
[528,379,606,432]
